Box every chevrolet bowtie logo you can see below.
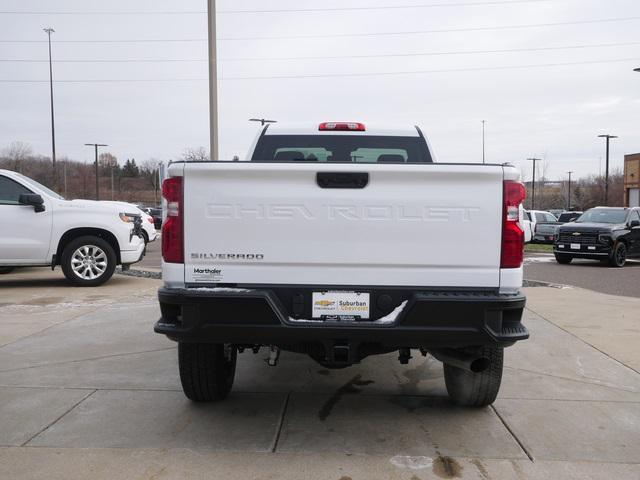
[572,232,582,236]
[315,300,335,307]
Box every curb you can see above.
[116,267,161,280]
[523,279,570,289]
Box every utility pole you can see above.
[526,158,541,210]
[111,166,115,200]
[249,118,278,127]
[63,161,67,198]
[44,27,57,187]
[598,134,618,206]
[85,143,108,201]
[566,171,573,210]
[481,120,486,164]
[207,0,218,161]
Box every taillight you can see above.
[501,180,526,269]
[147,216,154,224]
[162,177,183,263]
[319,122,366,131]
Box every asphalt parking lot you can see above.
[524,253,640,298]
[1,267,639,479]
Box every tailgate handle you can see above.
[316,172,369,189]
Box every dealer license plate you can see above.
[312,291,370,321]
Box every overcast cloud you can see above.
[1,0,639,181]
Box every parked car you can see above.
[533,211,583,244]
[154,121,529,407]
[0,169,146,285]
[104,202,157,245]
[523,210,557,243]
[554,207,640,267]
[557,211,583,223]
[146,207,163,230]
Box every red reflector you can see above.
[319,122,366,131]
[161,177,183,264]
[501,180,526,269]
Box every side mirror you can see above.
[18,193,45,213]
[630,219,640,228]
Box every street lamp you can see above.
[566,171,574,210]
[597,134,618,206]
[85,143,108,201]
[481,120,486,164]
[249,118,278,126]
[526,158,541,210]
[43,27,57,187]
[207,0,219,161]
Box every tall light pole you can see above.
[481,120,486,164]
[43,27,57,187]
[526,158,541,210]
[85,143,108,201]
[598,134,618,206]
[207,0,218,161]
[566,171,574,210]
[249,118,278,126]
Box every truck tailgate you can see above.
[181,162,505,288]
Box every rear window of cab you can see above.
[251,135,433,163]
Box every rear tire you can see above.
[443,346,503,407]
[554,254,573,264]
[178,343,237,402]
[608,243,627,268]
[61,236,116,287]
[0,267,14,274]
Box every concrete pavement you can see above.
[0,269,639,479]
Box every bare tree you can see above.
[181,147,209,162]
[98,152,118,170]
[141,158,162,204]
[1,141,33,172]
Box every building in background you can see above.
[624,153,640,207]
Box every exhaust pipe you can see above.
[429,348,490,373]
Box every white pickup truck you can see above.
[0,169,147,286]
[155,122,529,406]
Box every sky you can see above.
[0,0,639,182]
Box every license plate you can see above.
[570,243,581,250]
[312,291,370,320]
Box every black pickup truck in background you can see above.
[554,207,640,267]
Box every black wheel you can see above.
[608,243,627,268]
[178,343,237,402]
[61,236,117,287]
[554,253,573,264]
[0,267,14,274]
[443,346,503,407]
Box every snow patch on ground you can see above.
[390,455,433,470]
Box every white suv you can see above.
[0,169,145,286]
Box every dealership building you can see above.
[624,153,640,207]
